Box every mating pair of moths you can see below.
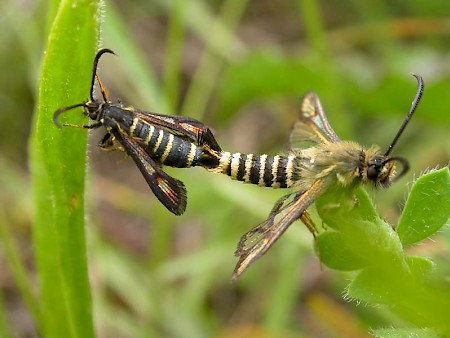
[54,49,423,280]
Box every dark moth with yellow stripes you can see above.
[53,48,424,280]
[53,49,221,215]
[203,74,423,279]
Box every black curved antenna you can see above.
[90,48,116,102]
[53,48,116,128]
[384,74,424,156]
[53,103,86,128]
[383,156,410,183]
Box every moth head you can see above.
[83,101,104,121]
[366,155,409,187]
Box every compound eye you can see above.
[367,165,379,180]
[85,103,102,121]
[90,109,99,120]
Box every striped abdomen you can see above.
[212,152,297,188]
[128,117,205,168]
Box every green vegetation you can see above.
[317,168,450,336]
[1,0,450,337]
[31,1,101,337]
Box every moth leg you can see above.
[300,211,318,238]
[99,134,125,153]
[62,121,103,129]
[300,211,325,269]
[98,133,113,148]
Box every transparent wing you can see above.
[290,91,340,150]
[232,179,327,280]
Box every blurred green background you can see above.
[1,0,450,337]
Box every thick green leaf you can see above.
[316,231,369,271]
[397,168,450,246]
[30,0,101,337]
[315,182,450,333]
[347,264,414,305]
[347,257,436,308]
[405,256,435,281]
[348,262,450,332]
[316,187,379,229]
[316,187,403,270]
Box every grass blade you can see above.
[29,0,102,336]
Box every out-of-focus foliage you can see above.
[1,0,450,337]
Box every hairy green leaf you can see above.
[30,0,101,337]
[397,168,450,245]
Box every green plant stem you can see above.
[30,0,101,336]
